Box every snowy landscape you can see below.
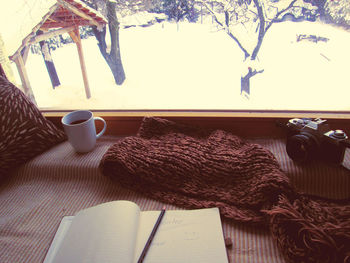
[9,19,350,111]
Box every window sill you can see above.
[44,110,350,137]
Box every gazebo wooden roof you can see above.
[9,0,107,103]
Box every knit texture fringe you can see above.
[99,117,350,263]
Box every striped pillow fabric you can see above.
[0,76,66,179]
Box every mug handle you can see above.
[94,117,107,139]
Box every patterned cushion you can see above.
[0,76,66,179]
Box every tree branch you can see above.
[253,0,265,37]
[265,0,298,32]
[251,0,265,60]
[251,68,264,77]
[197,1,250,59]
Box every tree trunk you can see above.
[251,31,265,60]
[92,0,125,85]
[107,0,125,85]
[241,67,264,97]
[240,73,251,97]
[38,31,60,88]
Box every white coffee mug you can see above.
[61,110,107,153]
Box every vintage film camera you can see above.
[284,118,350,164]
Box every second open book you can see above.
[45,200,228,263]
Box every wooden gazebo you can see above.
[8,0,107,103]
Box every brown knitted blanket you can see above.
[100,117,350,263]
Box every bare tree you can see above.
[82,0,152,85]
[197,0,317,97]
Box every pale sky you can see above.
[0,0,56,56]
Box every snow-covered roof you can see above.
[0,0,107,59]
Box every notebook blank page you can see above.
[134,207,228,263]
[52,201,141,263]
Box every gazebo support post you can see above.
[68,27,91,99]
[13,54,37,104]
[21,46,30,64]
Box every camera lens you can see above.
[286,133,319,162]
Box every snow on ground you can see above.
[10,20,350,111]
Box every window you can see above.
[1,0,350,115]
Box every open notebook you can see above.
[44,200,228,263]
